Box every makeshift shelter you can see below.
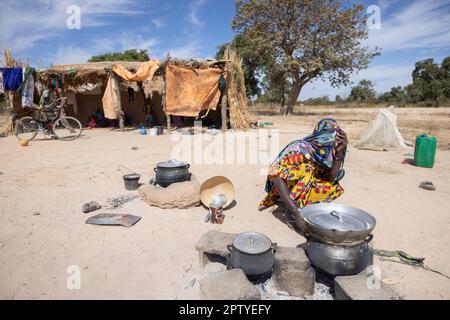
[34,53,252,131]
[354,107,411,151]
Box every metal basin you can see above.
[295,203,376,245]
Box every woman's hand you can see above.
[335,129,348,156]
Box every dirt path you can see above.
[0,108,449,299]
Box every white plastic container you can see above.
[150,128,158,136]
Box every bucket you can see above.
[123,174,141,190]
[150,128,158,136]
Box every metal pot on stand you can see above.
[295,203,377,276]
[227,232,277,276]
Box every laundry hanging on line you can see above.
[0,67,23,92]
[20,67,36,108]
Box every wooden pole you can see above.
[221,62,228,132]
[221,91,228,132]
[163,64,170,133]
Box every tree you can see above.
[406,57,449,106]
[303,95,332,106]
[348,79,376,102]
[335,95,343,103]
[377,86,407,105]
[88,49,150,62]
[233,0,379,115]
[216,35,262,98]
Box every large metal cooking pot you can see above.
[295,203,376,245]
[227,232,277,276]
[305,236,373,276]
[154,159,191,187]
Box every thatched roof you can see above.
[36,59,228,91]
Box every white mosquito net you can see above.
[354,107,411,151]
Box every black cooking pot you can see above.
[154,160,191,187]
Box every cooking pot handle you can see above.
[227,244,233,252]
[366,234,374,243]
[271,242,278,252]
[330,210,342,221]
[186,164,190,169]
[153,167,157,173]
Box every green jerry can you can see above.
[414,134,436,168]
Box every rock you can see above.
[273,266,315,297]
[274,246,311,270]
[199,269,261,300]
[334,273,400,300]
[82,201,101,213]
[202,262,227,274]
[195,230,237,267]
[272,246,315,297]
[139,175,200,209]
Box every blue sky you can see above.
[1,0,449,99]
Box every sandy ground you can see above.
[0,107,449,299]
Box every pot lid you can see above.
[301,203,376,232]
[233,232,272,254]
[156,159,188,168]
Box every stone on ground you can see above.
[272,246,315,297]
[138,175,200,209]
[195,230,237,267]
[199,269,261,300]
[334,273,400,300]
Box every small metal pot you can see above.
[305,235,373,276]
[227,232,277,276]
[154,160,191,187]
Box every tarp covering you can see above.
[166,64,224,117]
[102,74,121,120]
[102,60,159,120]
[354,107,411,151]
[112,60,160,82]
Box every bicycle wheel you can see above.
[15,116,39,141]
[52,116,82,141]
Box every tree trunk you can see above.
[283,80,302,116]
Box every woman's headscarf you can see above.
[271,118,341,170]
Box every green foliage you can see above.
[233,0,379,114]
[377,86,407,105]
[216,35,262,97]
[407,57,449,106]
[377,56,450,106]
[88,49,150,62]
[303,95,333,106]
[0,92,5,103]
[348,79,376,102]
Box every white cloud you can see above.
[168,43,201,59]
[301,64,413,100]
[52,46,93,65]
[0,0,143,53]
[365,0,450,51]
[188,0,207,28]
[151,18,164,29]
[51,32,159,65]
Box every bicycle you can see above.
[15,97,82,141]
